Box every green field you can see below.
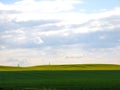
[0,64,120,90]
[0,64,120,71]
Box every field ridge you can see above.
[0,64,120,71]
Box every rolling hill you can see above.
[0,64,120,89]
[0,64,120,71]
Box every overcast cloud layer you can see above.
[0,0,120,66]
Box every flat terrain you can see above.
[0,64,120,90]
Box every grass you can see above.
[0,64,120,71]
[0,64,120,90]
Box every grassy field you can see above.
[0,64,120,90]
[0,64,120,71]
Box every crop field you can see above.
[0,64,120,71]
[0,64,120,90]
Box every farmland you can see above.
[0,64,120,90]
[0,64,120,71]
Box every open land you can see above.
[0,64,120,90]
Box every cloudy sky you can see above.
[0,0,120,66]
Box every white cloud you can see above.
[1,29,26,44]
[0,0,120,23]
[0,45,6,49]
[0,0,120,66]
[0,44,120,66]
[0,0,82,12]
[1,0,119,32]
[34,36,44,44]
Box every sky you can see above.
[0,0,120,66]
